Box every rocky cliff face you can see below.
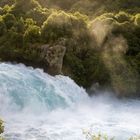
[40,44,66,75]
[0,43,66,76]
[39,44,66,75]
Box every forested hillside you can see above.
[0,0,140,96]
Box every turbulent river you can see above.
[0,63,140,140]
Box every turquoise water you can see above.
[0,63,140,140]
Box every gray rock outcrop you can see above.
[40,44,66,75]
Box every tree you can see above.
[41,12,74,43]
[3,13,16,29]
[11,0,41,17]
[135,14,140,26]
[0,17,7,36]
[41,11,89,44]
[24,25,41,44]
[115,11,131,23]
[45,0,78,10]
[0,119,4,134]
[24,18,36,29]
[0,0,15,7]
[26,7,50,26]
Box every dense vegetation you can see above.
[0,119,4,140]
[0,0,140,96]
[84,131,140,140]
[85,132,140,140]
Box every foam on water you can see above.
[0,63,140,140]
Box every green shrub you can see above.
[24,25,41,44]
[24,18,36,28]
[45,0,77,10]
[26,8,50,26]
[84,131,140,140]
[0,119,4,140]
[0,119,3,134]
[115,11,131,23]
[3,13,16,29]
[41,11,88,43]
[0,17,7,36]
[41,12,73,43]
[0,5,12,15]
[11,0,41,17]
[134,14,140,26]
[0,0,15,7]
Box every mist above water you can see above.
[0,63,140,140]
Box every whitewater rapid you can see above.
[0,63,140,140]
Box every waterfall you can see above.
[0,63,140,140]
[0,63,88,114]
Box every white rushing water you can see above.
[0,63,140,140]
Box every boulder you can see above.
[40,44,66,75]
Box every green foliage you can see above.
[0,18,7,36]
[84,130,114,140]
[0,119,4,140]
[112,0,140,11]
[14,17,25,33]
[0,0,15,7]
[64,52,87,86]
[134,14,140,26]
[43,0,140,16]
[83,50,111,87]
[3,13,16,29]
[0,5,12,15]
[129,135,140,140]
[41,12,73,43]
[26,7,51,26]
[71,0,103,16]
[115,11,131,23]
[25,18,36,28]
[74,12,89,23]
[84,131,140,140]
[11,0,41,16]
[0,119,4,134]
[24,25,41,44]
[39,0,77,10]
[41,11,88,44]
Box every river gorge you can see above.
[0,63,140,140]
